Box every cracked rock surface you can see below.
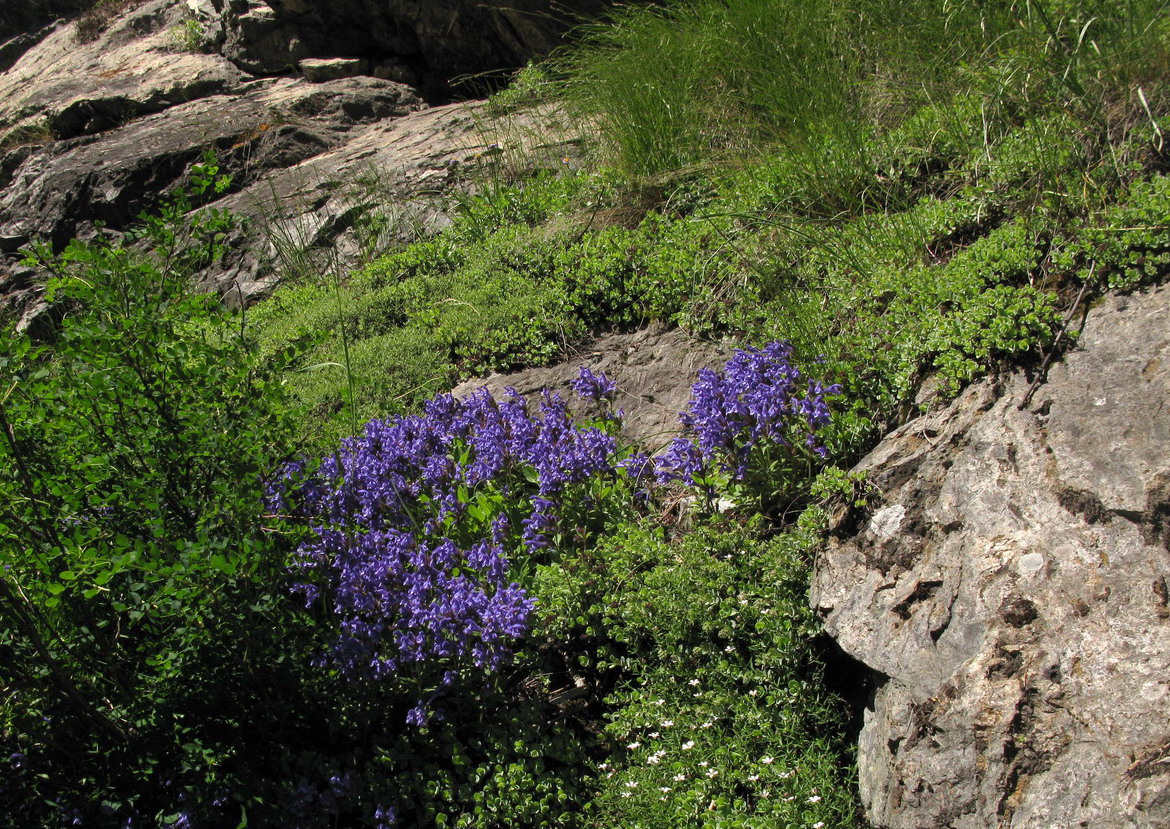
[0,0,585,315]
[812,284,1170,827]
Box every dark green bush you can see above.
[0,164,325,825]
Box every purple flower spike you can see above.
[655,342,839,486]
[570,366,617,401]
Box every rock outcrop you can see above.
[0,0,590,313]
[201,0,614,97]
[452,326,732,446]
[813,284,1170,827]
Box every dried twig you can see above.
[1019,265,1094,410]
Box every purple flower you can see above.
[570,366,617,401]
[374,805,398,829]
[655,342,840,486]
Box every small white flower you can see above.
[807,795,822,803]
[682,741,695,750]
[661,720,674,727]
[655,698,665,706]
[698,761,709,768]
[724,645,735,653]
[673,773,687,782]
[598,762,609,771]
[606,771,614,778]
[783,795,795,802]
[812,823,825,829]
[627,742,641,750]
[693,692,702,698]
[778,770,793,778]
[700,721,714,729]
[621,791,632,798]
[706,768,718,778]
[649,732,660,739]
[625,780,638,789]
[748,774,760,782]
[761,756,774,765]
[688,679,700,686]
[647,755,660,765]
[659,787,672,794]
[749,689,758,697]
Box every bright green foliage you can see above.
[485,62,558,116]
[249,172,730,446]
[534,520,859,828]
[1052,173,1170,290]
[4,0,1168,824]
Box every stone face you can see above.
[0,0,591,311]
[299,56,367,83]
[0,0,250,144]
[0,76,423,250]
[812,284,1170,828]
[452,327,733,446]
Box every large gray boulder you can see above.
[812,284,1170,827]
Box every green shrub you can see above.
[0,163,316,824]
[1052,173,1170,290]
[534,521,860,829]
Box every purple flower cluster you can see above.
[266,381,629,716]
[655,342,840,486]
[570,366,617,401]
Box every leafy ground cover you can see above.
[2,0,1170,826]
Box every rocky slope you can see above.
[0,0,598,322]
[2,2,1168,827]
[813,285,1170,827]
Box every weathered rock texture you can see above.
[813,284,1170,828]
[452,326,733,446]
[0,0,587,310]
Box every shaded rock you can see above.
[221,0,309,74]
[0,23,59,74]
[217,0,621,97]
[0,76,423,251]
[812,283,1170,827]
[0,0,91,43]
[452,326,732,446]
